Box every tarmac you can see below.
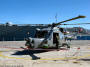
[0,40,90,67]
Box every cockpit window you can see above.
[59,28,64,33]
[35,31,48,38]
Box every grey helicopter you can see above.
[25,15,86,50]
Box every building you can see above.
[0,22,48,41]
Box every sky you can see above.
[0,0,90,29]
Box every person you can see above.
[25,38,33,48]
[65,36,68,41]
[56,34,59,49]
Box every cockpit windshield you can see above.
[35,30,48,38]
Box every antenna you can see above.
[55,13,58,23]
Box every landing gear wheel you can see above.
[62,43,70,48]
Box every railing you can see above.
[0,24,48,26]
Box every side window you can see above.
[35,30,48,38]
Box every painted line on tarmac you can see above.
[0,46,69,51]
[87,48,90,49]
[0,51,69,64]
[0,51,90,61]
[0,46,25,50]
[0,51,32,60]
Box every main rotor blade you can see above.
[55,15,86,26]
[61,23,90,25]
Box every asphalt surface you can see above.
[0,40,90,67]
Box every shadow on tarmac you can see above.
[79,59,90,61]
[12,49,47,60]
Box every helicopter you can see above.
[25,15,86,50]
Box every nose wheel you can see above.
[59,43,70,49]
